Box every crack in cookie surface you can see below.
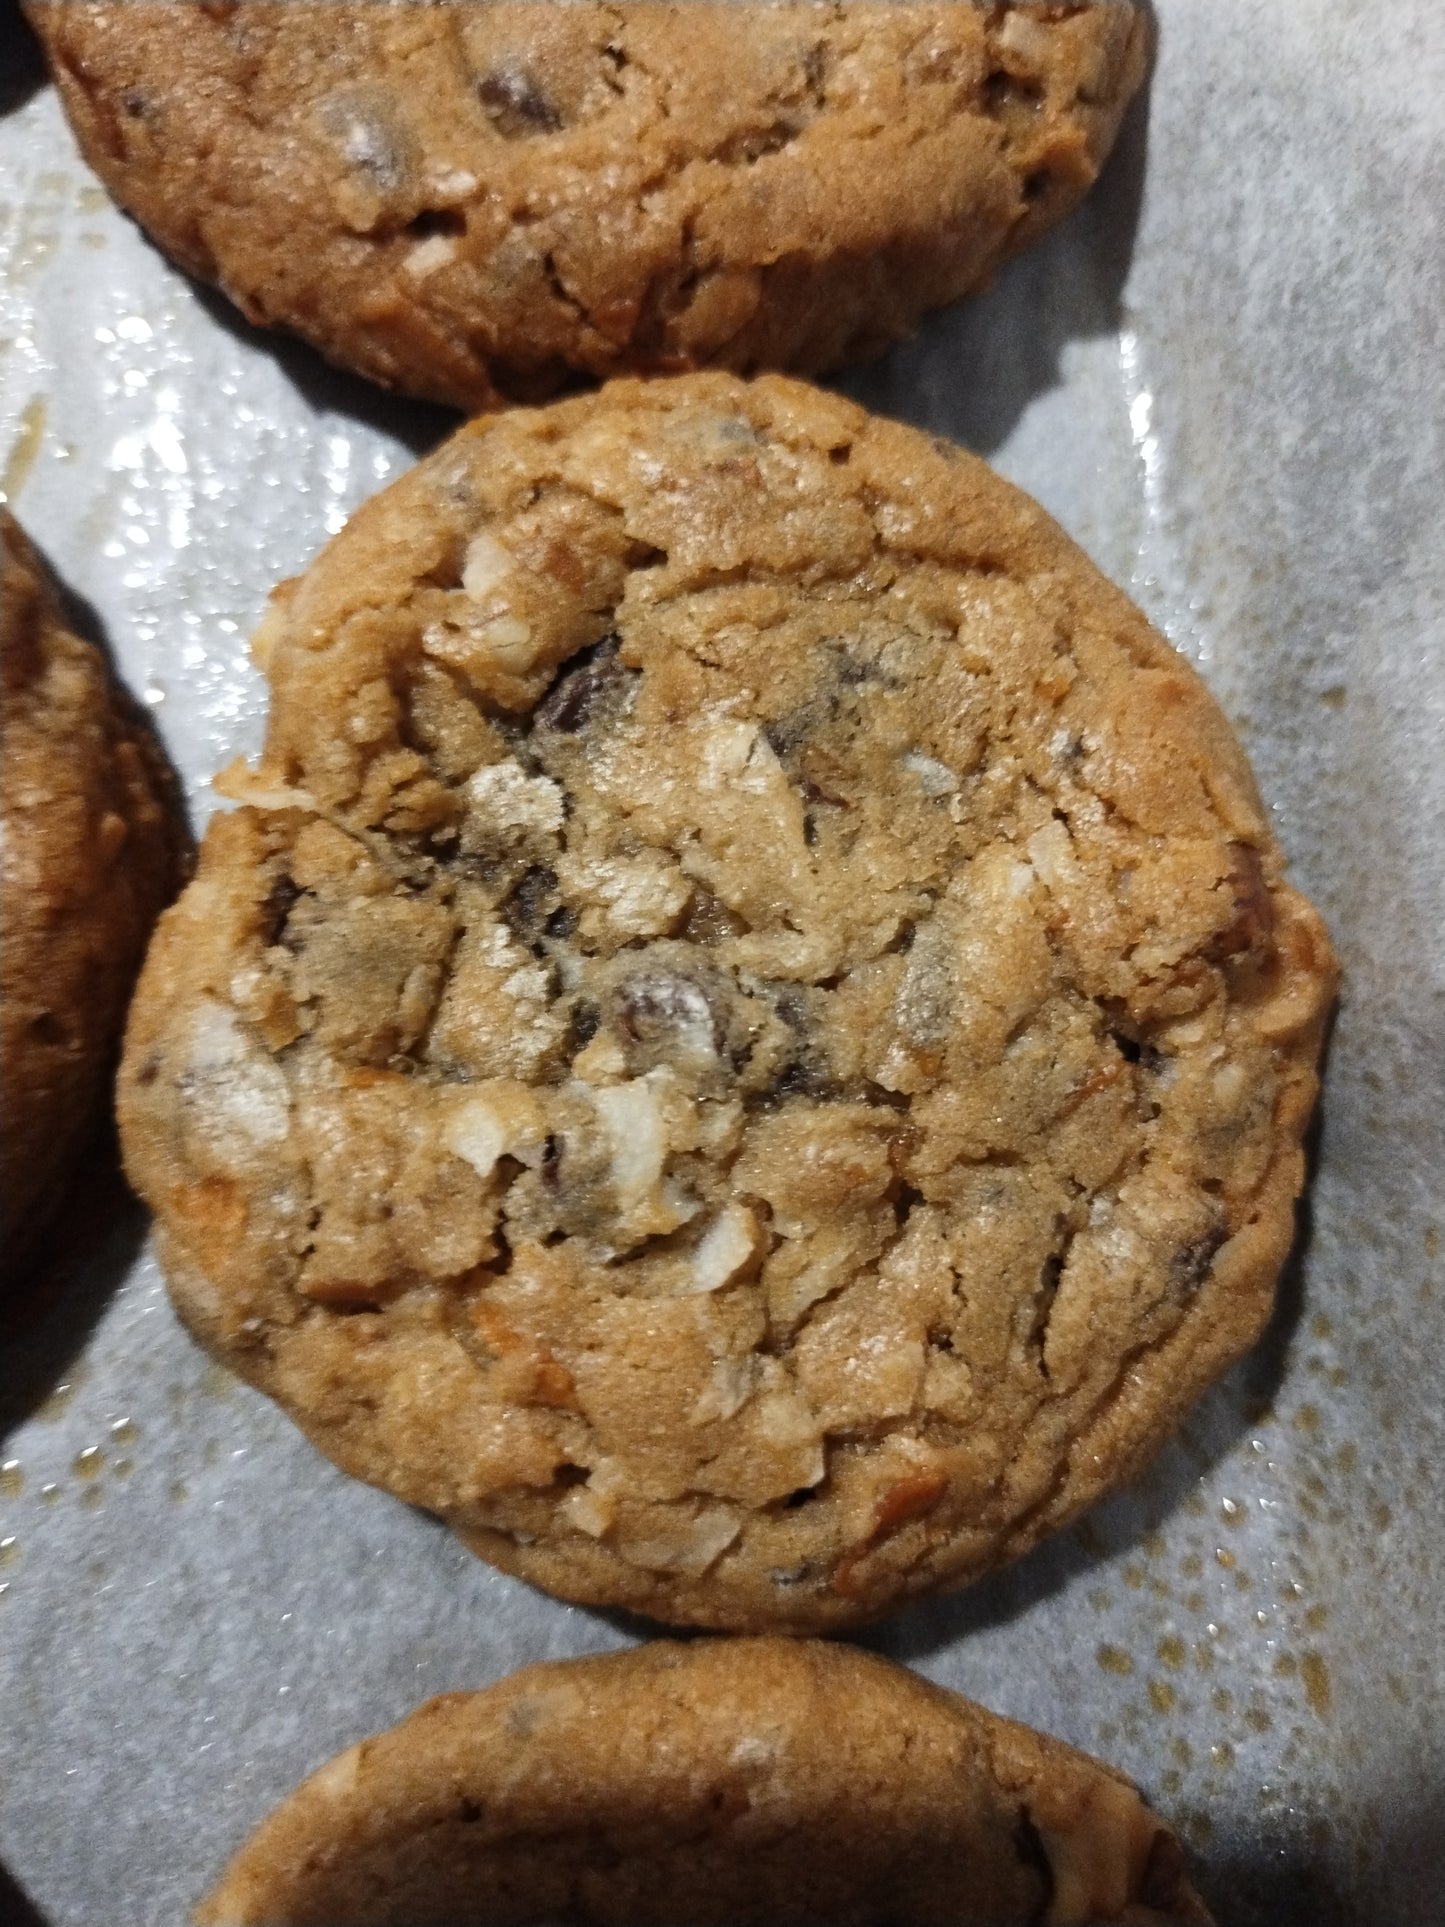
[120,375,1335,1630]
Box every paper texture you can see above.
[2,6,1441,1923]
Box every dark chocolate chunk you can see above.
[567,1000,601,1051]
[477,67,562,137]
[535,636,626,735]
[614,971,718,1052]
[1168,1220,1229,1300]
[502,864,559,941]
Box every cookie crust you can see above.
[1,513,188,1274]
[28,2,1148,408]
[119,375,1335,1631]
[197,1638,1212,1926]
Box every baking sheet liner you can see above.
[2,5,1442,1923]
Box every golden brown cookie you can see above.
[197,1638,1212,1926]
[26,2,1148,409]
[0,512,188,1275]
[118,375,1335,1631]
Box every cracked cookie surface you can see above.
[1,513,188,1276]
[119,374,1336,1631]
[27,1,1147,408]
[197,1638,1213,1926]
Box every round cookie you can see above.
[27,2,1148,409]
[119,374,1336,1632]
[1,512,188,1275]
[198,1638,1212,1926]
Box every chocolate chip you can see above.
[1168,1220,1228,1300]
[835,650,884,688]
[478,66,562,137]
[613,971,718,1060]
[766,1059,832,1103]
[544,904,577,939]
[769,985,810,1034]
[757,984,835,1102]
[681,888,747,946]
[502,864,559,941]
[568,1001,600,1051]
[763,715,805,758]
[535,636,626,735]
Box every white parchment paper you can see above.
[2,6,1442,1923]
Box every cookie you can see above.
[0,512,188,1275]
[118,375,1336,1631]
[197,1636,1212,1926]
[27,2,1148,409]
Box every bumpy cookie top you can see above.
[120,376,1335,1630]
[197,1638,1213,1926]
[29,2,1147,406]
[1,513,188,1272]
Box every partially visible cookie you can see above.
[119,374,1336,1632]
[197,1638,1212,1926]
[1,512,188,1274]
[27,2,1148,408]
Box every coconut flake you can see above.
[467,762,564,835]
[461,530,516,600]
[902,749,960,796]
[687,1203,762,1293]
